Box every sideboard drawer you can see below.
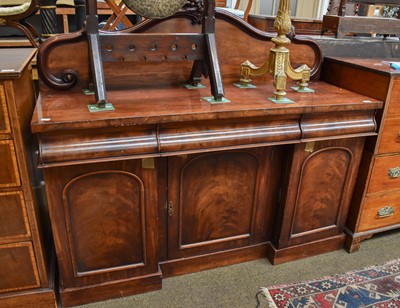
[0,242,40,293]
[0,84,11,135]
[0,191,30,242]
[0,140,20,188]
[377,117,400,154]
[368,155,400,194]
[358,193,400,232]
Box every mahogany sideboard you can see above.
[322,57,400,252]
[31,81,382,306]
[30,9,384,306]
[0,49,56,307]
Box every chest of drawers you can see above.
[322,57,400,252]
[0,49,56,308]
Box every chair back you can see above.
[0,0,39,21]
[234,0,253,21]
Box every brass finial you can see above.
[240,0,311,102]
[273,0,292,44]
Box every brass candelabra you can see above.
[240,0,311,102]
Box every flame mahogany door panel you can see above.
[276,138,365,250]
[43,160,160,290]
[167,148,278,260]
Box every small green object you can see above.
[291,86,314,93]
[88,103,115,112]
[268,97,294,104]
[202,96,231,104]
[184,83,206,89]
[233,83,257,89]
[82,88,95,95]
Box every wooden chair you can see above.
[234,0,253,22]
[101,0,134,31]
[0,0,41,46]
[219,0,253,22]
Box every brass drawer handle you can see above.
[377,206,395,218]
[388,167,400,178]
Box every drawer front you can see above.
[358,193,400,232]
[377,117,400,154]
[0,191,30,241]
[0,242,40,293]
[0,140,20,188]
[0,84,11,135]
[368,155,400,194]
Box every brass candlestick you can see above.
[240,0,311,102]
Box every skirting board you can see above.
[268,234,346,265]
[160,243,271,278]
[59,269,162,307]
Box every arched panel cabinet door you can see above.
[42,159,160,304]
[62,170,147,275]
[166,147,278,260]
[272,137,365,264]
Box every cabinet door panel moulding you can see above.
[167,149,275,260]
[44,160,161,307]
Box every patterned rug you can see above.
[258,259,400,307]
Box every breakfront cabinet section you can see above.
[43,160,161,307]
[0,49,56,308]
[166,148,278,260]
[271,138,365,264]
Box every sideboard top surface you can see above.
[31,80,382,133]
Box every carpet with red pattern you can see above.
[259,259,400,307]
